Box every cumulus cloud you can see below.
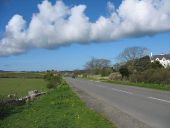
[0,0,170,56]
[107,1,115,13]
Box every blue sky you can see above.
[0,0,170,71]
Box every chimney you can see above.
[150,52,152,57]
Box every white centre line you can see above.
[147,96,170,103]
[111,88,133,95]
[95,81,100,83]
[95,85,104,88]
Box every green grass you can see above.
[83,76,170,91]
[0,72,44,79]
[0,83,115,128]
[0,78,47,97]
[103,80,170,91]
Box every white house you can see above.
[150,53,170,68]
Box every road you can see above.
[65,78,170,128]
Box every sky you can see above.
[0,0,170,71]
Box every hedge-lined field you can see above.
[0,78,47,97]
[0,83,115,128]
[0,72,44,79]
[0,71,115,128]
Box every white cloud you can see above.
[0,0,170,56]
[107,1,115,13]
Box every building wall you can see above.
[152,57,170,68]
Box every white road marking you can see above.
[91,80,170,104]
[95,85,104,88]
[95,81,100,83]
[111,88,133,95]
[148,97,170,103]
[94,84,133,95]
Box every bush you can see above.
[44,72,62,89]
[46,81,56,89]
[0,96,25,119]
[101,68,113,77]
[108,73,122,80]
[119,66,130,79]
[130,68,170,84]
[0,97,13,119]
[82,73,88,78]
[72,73,78,78]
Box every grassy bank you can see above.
[0,82,115,128]
[84,77,170,91]
[103,80,170,91]
[0,78,47,97]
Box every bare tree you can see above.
[85,58,111,74]
[117,46,149,63]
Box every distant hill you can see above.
[0,70,12,72]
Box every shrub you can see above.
[44,71,62,89]
[0,97,13,119]
[101,67,113,77]
[0,96,25,119]
[46,81,56,89]
[72,73,78,78]
[119,66,130,79]
[82,73,88,78]
[130,68,170,84]
[108,73,122,80]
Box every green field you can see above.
[0,72,44,79]
[0,82,115,128]
[0,78,47,97]
[0,75,115,128]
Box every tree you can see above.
[117,47,149,74]
[117,46,149,63]
[113,63,123,71]
[85,58,111,75]
[101,67,113,77]
[133,56,151,71]
[119,66,130,79]
[126,56,151,73]
[151,61,163,69]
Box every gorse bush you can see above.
[44,71,63,89]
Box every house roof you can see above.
[152,54,170,60]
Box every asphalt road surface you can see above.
[65,78,170,128]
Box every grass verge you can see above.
[0,82,115,128]
[102,80,170,91]
[84,77,170,91]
